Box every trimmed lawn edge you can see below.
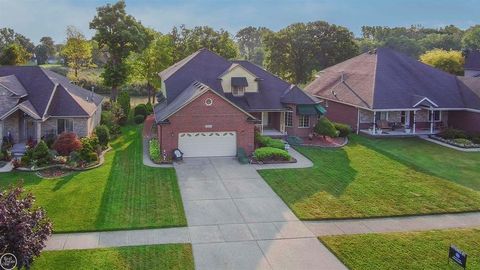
[318,237,355,270]
[51,223,187,234]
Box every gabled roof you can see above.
[305,48,480,111]
[0,66,103,119]
[281,85,319,105]
[154,81,254,123]
[160,48,319,113]
[465,50,480,71]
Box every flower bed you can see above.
[36,167,72,179]
[250,147,296,164]
[429,135,480,149]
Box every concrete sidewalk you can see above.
[305,212,480,236]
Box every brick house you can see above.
[154,49,324,157]
[0,66,103,146]
[305,48,480,136]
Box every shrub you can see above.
[52,132,83,156]
[146,102,153,114]
[134,104,148,118]
[254,147,291,161]
[134,114,145,124]
[315,117,339,138]
[102,100,112,111]
[333,122,352,137]
[43,133,57,148]
[95,125,110,147]
[32,140,52,166]
[112,102,128,126]
[453,138,474,146]
[439,128,467,140]
[471,135,480,144]
[21,149,34,166]
[254,132,285,149]
[101,111,114,125]
[149,138,161,162]
[117,91,131,117]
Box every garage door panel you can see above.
[178,132,237,157]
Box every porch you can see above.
[1,110,42,145]
[358,109,447,136]
[253,111,287,137]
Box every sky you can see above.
[0,0,478,44]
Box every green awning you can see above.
[297,104,326,115]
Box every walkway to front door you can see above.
[174,157,346,270]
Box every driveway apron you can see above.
[174,157,346,270]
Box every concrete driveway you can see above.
[174,157,346,270]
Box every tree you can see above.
[169,25,238,62]
[314,117,338,139]
[35,36,56,65]
[0,44,31,65]
[419,33,462,51]
[264,21,358,84]
[0,184,52,270]
[235,26,272,65]
[0,28,34,53]
[462,25,480,50]
[382,35,423,58]
[60,26,93,80]
[420,49,464,75]
[89,0,149,101]
[128,33,173,103]
[117,91,131,117]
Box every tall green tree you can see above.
[0,28,34,53]
[0,43,31,65]
[420,49,464,75]
[383,35,423,58]
[419,33,462,51]
[462,25,480,50]
[60,26,92,80]
[89,0,149,101]
[235,26,272,65]
[128,33,174,103]
[264,21,358,84]
[170,25,238,62]
[34,36,56,65]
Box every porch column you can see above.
[372,111,376,134]
[36,122,41,143]
[413,111,416,134]
[430,109,434,134]
[279,112,286,134]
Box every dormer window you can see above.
[232,86,245,96]
[231,77,248,96]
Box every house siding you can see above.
[3,111,20,142]
[157,91,255,158]
[284,104,316,137]
[324,101,359,130]
[448,111,480,133]
[41,117,92,138]
[220,65,258,93]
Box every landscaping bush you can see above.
[43,133,56,148]
[254,132,285,149]
[102,100,112,111]
[315,117,339,138]
[453,138,474,146]
[95,125,110,147]
[471,135,480,144]
[134,104,148,118]
[134,114,145,124]
[333,122,352,137]
[439,128,467,140]
[52,132,83,156]
[254,147,291,161]
[117,91,131,117]
[32,140,52,166]
[79,136,100,164]
[149,138,161,162]
[101,110,121,137]
[21,149,34,167]
[111,102,127,126]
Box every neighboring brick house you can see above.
[0,66,103,146]
[305,48,480,135]
[465,50,480,78]
[154,49,324,157]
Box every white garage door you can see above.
[178,132,237,157]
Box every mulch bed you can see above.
[300,136,348,147]
[250,157,297,165]
[36,167,72,179]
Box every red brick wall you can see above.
[157,91,255,157]
[448,111,480,133]
[324,100,359,130]
[284,104,315,137]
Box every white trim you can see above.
[284,111,293,127]
[218,63,260,80]
[298,115,310,128]
[356,108,360,134]
[313,95,372,111]
[0,105,40,120]
[56,118,74,135]
[412,97,439,108]
[42,83,59,120]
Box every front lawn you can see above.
[0,125,187,232]
[259,136,480,219]
[32,244,194,270]
[321,228,480,270]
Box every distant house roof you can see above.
[305,48,480,111]
[465,50,480,71]
[0,66,103,120]
[156,48,320,120]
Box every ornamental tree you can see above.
[420,49,464,75]
[52,132,83,156]
[0,184,52,270]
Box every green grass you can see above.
[32,244,194,270]
[0,125,186,232]
[321,228,480,270]
[353,136,480,190]
[259,136,480,219]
